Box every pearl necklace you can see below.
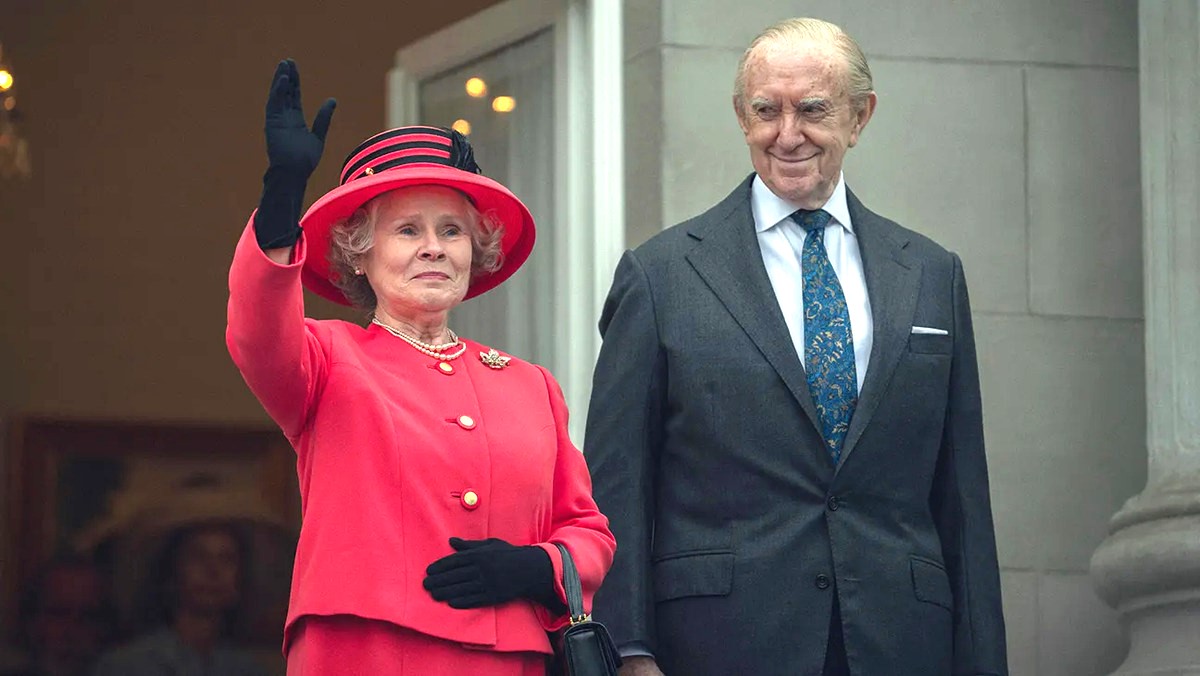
[371,317,466,361]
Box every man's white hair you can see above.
[733,17,874,114]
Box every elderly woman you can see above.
[225,60,616,675]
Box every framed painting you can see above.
[2,416,298,644]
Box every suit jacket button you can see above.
[815,574,831,590]
[438,362,456,375]
[827,496,840,511]
[456,415,476,430]
[461,490,480,509]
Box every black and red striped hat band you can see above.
[338,126,482,186]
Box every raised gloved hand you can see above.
[254,58,336,251]
[424,537,565,613]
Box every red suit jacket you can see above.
[226,219,615,654]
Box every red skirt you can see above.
[286,615,547,675]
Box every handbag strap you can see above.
[554,542,589,625]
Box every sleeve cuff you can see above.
[618,641,655,659]
[534,542,570,631]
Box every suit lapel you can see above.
[685,178,823,432]
[838,190,922,469]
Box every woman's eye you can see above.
[397,225,417,235]
[443,224,463,236]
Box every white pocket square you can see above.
[911,326,949,335]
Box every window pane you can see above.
[419,29,555,366]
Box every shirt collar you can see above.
[751,172,853,235]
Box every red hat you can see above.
[298,125,536,305]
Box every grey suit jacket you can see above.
[584,176,1007,675]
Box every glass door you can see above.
[417,30,556,366]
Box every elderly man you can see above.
[585,17,1007,676]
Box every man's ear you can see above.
[848,91,877,148]
[733,95,750,136]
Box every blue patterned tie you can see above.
[795,209,857,464]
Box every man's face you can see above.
[735,39,875,209]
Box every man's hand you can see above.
[619,656,666,676]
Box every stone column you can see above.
[1089,2,1200,674]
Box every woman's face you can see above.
[362,186,476,318]
[175,526,240,613]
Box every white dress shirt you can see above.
[752,173,873,393]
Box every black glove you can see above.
[424,537,566,613]
[254,58,337,251]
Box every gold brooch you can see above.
[480,349,511,370]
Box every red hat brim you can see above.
[298,165,536,306]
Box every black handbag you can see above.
[549,542,622,676]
